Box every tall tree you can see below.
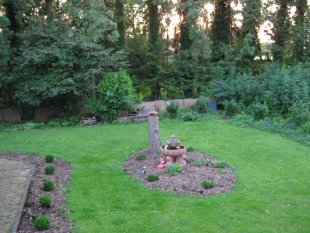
[271,0,292,64]
[115,0,125,49]
[210,0,233,62]
[292,0,309,63]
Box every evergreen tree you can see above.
[292,0,309,63]
[210,0,233,62]
[115,0,125,49]
[271,0,292,64]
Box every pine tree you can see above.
[115,0,125,49]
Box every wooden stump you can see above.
[148,111,160,156]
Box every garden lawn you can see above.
[0,118,309,233]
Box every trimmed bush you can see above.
[39,195,53,208]
[202,180,214,189]
[45,155,54,163]
[43,180,54,191]
[136,154,146,161]
[147,175,159,182]
[166,102,180,118]
[44,165,55,175]
[33,215,51,230]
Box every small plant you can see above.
[136,154,146,161]
[147,175,159,182]
[214,161,227,168]
[187,146,194,152]
[202,180,214,189]
[248,102,269,120]
[33,215,51,230]
[166,102,180,118]
[43,180,54,191]
[44,165,55,175]
[39,195,53,208]
[167,163,182,175]
[194,158,211,167]
[45,155,54,163]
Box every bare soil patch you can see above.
[124,149,236,196]
[1,152,72,233]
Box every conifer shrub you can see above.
[33,215,51,230]
[44,165,55,175]
[147,175,159,182]
[166,102,180,118]
[202,180,214,189]
[45,155,54,163]
[39,195,53,208]
[43,180,54,191]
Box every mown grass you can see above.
[0,118,309,233]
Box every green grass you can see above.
[0,118,309,233]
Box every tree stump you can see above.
[148,111,160,155]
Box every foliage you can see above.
[195,96,208,114]
[194,157,211,167]
[247,102,269,120]
[288,104,310,126]
[166,163,182,175]
[202,180,214,189]
[33,215,51,231]
[97,70,138,122]
[147,174,159,182]
[301,122,310,133]
[166,102,179,118]
[214,162,227,168]
[39,195,53,208]
[44,165,55,175]
[187,146,194,152]
[135,154,146,161]
[223,100,240,117]
[45,155,54,163]
[178,108,200,121]
[43,180,54,191]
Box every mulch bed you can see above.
[1,152,72,233]
[124,149,236,196]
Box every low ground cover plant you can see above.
[43,180,54,191]
[136,154,146,161]
[45,155,54,163]
[147,175,159,182]
[39,195,53,208]
[44,165,55,175]
[167,163,183,175]
[202,180,214,189]
[33,215,51,230]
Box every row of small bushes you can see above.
[33,155,56,231]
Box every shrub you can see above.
[195,96,208,114]
[187,146,194,152]
[214,162,227,168]
[202,180,214,189]
[288,104,310,126]
[44,165,55,175]
[301,122,310,133]
[166,102,179,118]
[167,163,182,175]
[43,180,54,191]
[178,109,200,121]
[136,154,146,161]
[45,155,54,163]
[39,195,53,208]
[248,102,269,120]
[33,215,51,230]
[147,175,159,182]
[97,70,138,122]
[224,100,240,117]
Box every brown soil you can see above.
[2,153,72,233]
[124,149,236,196]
